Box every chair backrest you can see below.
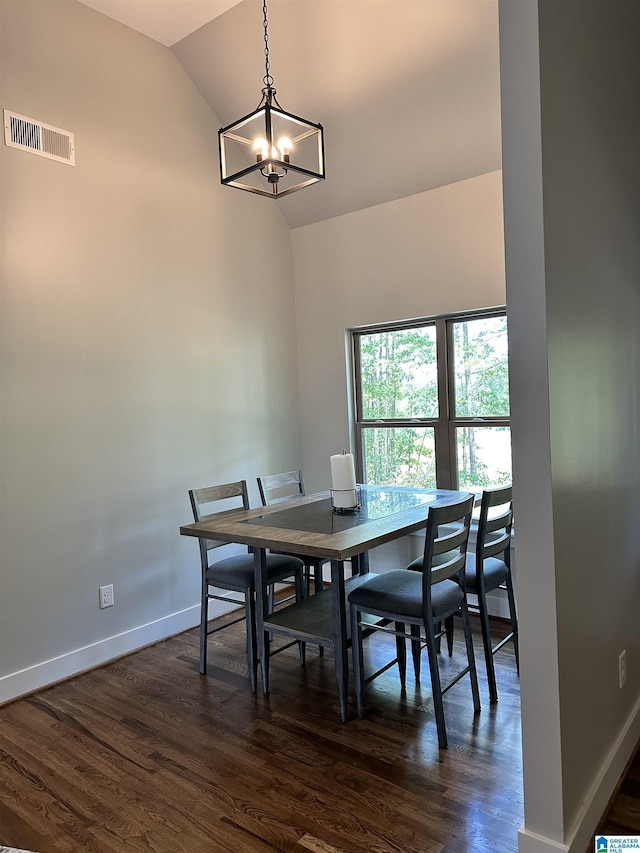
[257,470,306,506]
[421,494,475,609]
[188,480,250,562]
[476,485,513,568]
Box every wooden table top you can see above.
[180,486,470,561]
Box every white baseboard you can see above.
[0,589,250,707]
[518,830,568,853]
[0,605,201,706]
[518,691,640,853]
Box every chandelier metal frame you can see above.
[218,1,325,198]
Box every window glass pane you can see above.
[358,326,438,419]
[362,426,436,488]
[456,426,512,494]
[453,316,510,417]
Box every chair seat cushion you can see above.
[465,554,508,593]
[348,569,463,621]
[206,553,303,589]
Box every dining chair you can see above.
[257,469,327,594]
[188,480,306,692]
[348,494,480,748]
[464,485,518,703]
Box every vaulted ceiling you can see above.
[78,0,502,228]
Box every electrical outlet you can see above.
[99,584,114,609]
[619,649,627,688]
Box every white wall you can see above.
[500,1,640,850]
[0,0,302,701]
[291,171,507,491]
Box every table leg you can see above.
[253,548,270,695]
[351,551,370,576]
[330,559,349,723]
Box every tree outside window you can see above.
[353,311,511,492]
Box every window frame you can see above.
[350,307,510,490]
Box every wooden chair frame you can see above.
[257,470,327,594]
[189,480,305,691]
[349,495,480,748]
[471,485,518,703]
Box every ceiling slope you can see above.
[79,0,502,228]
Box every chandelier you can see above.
[218,1,325,198]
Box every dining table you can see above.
[179,484,470,722]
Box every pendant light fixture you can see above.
[218,1,325,198]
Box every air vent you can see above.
[4,110,75,165]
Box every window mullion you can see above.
[435,318,453,489]
[353,422,363,481]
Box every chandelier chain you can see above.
[217,0,325,196]
[262,1,274,89]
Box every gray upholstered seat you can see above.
[189,480,305,692]
[464,553,508,592]
[348,570,463,621]
[348,494,480,749]
[206,553,303,589]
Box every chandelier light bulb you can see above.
[277,137,292,162]
[253,137,268,161]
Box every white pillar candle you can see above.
[330,452,357,508]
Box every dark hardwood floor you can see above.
[595,745,640,838]
[2,612,524,852]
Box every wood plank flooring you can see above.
[596,745,640,837]
[1,613,524,852]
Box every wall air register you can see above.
[4,110,75,165]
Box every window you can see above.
[351,310,511,493]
